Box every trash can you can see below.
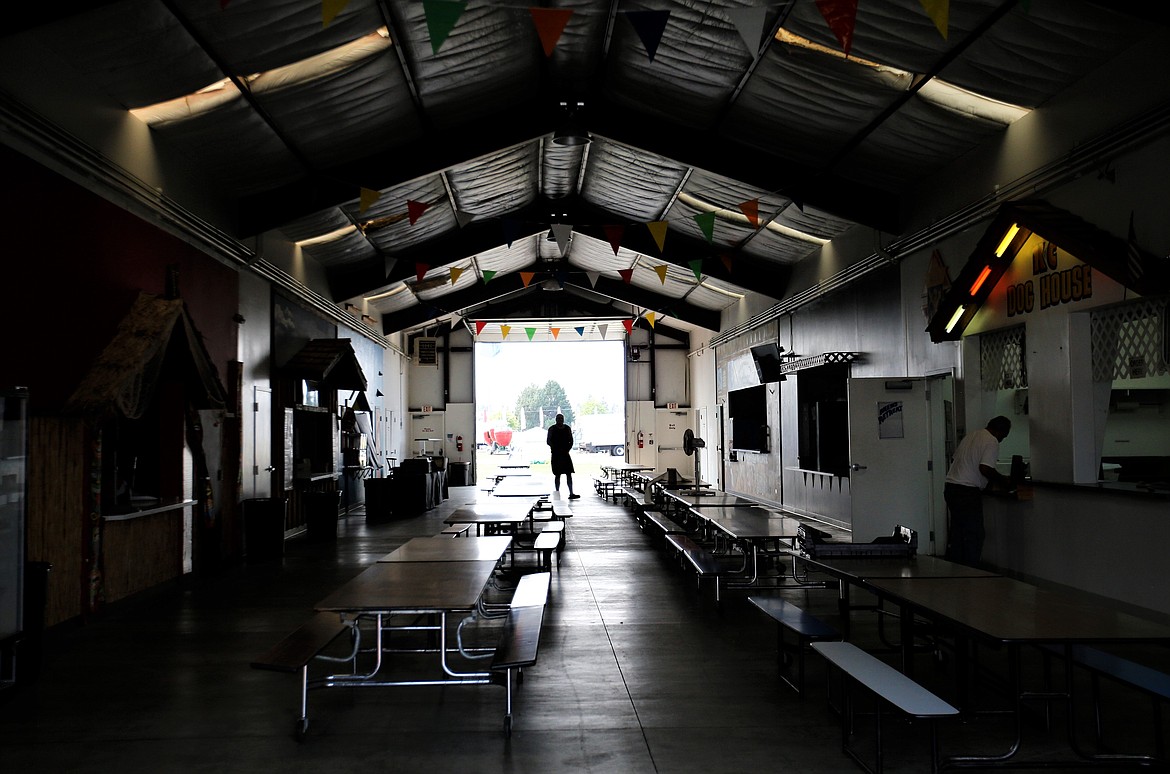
[363,477,395,523]
[449,461,471,487]
[242,497,287,562]
[303,491,341,542]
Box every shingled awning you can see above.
[65,292,227,419]
[284,338,367,391]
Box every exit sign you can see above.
[666,402,678,409]
[422,405,432,413]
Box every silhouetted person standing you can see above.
[546,413,579,499]
[944,415,1013,565]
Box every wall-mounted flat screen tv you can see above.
[728,384,769,453]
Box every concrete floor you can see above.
[1,484,1166,773]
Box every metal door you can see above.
[847,378,937,549]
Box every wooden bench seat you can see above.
[533,531,561,571]
[618,485,644,506]
[593,477,616,498]
[251,611,355,739]
[491,575,550,737]
[638,508,686,537]
[812,641,958,774]
[510,571,551,608]
[748,595,839,696]
[663,533,726,603]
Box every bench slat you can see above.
[749,596,838,639]
[491,604,546,670]
[251,612,350,673]
[511,571,551,608]
[641,509,686,535]
[812,641,958,718]
[665,534,724,576]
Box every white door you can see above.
[251,387,273,499]
[654,409,694,478]
[847,378,936,550]
[696,407,717,489]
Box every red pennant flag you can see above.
[407,199,429,225]
[415,263,429,282]
[529,8,573,56]
[815,0,858,56]
[475,320,487,335]
[603,225,625,255]
[721,254,733,274]
[622,319,634,334]
[618,268,634,284]
[739,198,760,228]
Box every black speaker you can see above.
[750,343,786,383]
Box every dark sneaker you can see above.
[568,493,581,499]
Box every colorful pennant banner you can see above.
[359,187,381,214]
[529,8,574,56]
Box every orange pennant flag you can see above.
[407,199,430,225]
[520,271,535,288]
[738,198,760,228]
[646,220,668,253]
[550,327,560,339]
[529,8,574,56]
[415,263,429,282]
[449,267,464,284]
[622,319,634,335]
[603,225,625,255]
[359,187,381,214]
[500,324,511,339]
[653,265,668,284]
[475,320,487,335]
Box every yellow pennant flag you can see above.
[449,267,463,284]
[550,327,560,339]
[322,0,350,28]
[520,271,535,288]
[646,220,668,253]
[653,265,668,284]
[918,0,948,39]
[646,311,656,327]
[359,187,381,214]
[500,324,511,339]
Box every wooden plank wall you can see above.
[28,417,86,626]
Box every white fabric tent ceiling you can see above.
[2,0,1160,336]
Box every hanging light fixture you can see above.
[552,100,590,147]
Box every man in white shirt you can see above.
[944,416,1013,565]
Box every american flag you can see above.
[1127,212,1144,284]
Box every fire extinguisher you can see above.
[456,435,464,452]
[637,431,644,449]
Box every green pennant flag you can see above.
[694,211,715,243]
[689,259,703,281]
[423,1,466,54]
[482,270,496,283]
[525,327,537,341]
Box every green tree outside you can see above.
[578,395,614,415]
[515,380,574,429]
